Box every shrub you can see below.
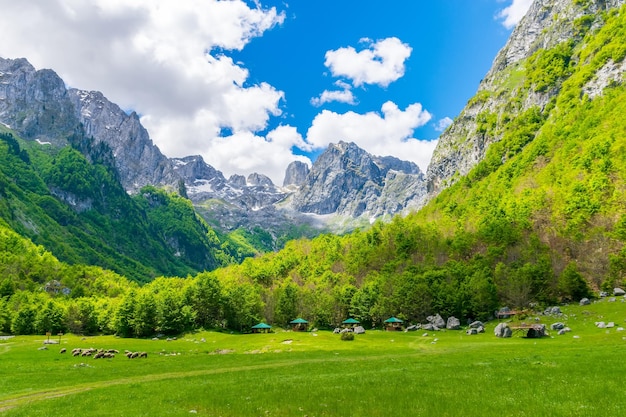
[340,331,355,341]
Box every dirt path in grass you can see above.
[0,352,419,413]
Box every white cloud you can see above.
[202,126,312,184]
[0,0,305,185]
[310,81,357,106]
[434,117,453,132]
[323,37,412,87]
[306,101,436,173]
[497,0,534,29]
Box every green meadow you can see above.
[2,299,626,417]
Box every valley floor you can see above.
[1,299,626,416]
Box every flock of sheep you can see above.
[59,347,147,359]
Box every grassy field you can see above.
[1,299,626,416]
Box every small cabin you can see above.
[251,322,272,333]
[290,318,309,332]
[342,318,360,328]
[384,317,404,331]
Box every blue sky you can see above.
[0,0,532,184]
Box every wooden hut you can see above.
[384,317,404,331]
[290,318,309,332]
[251,322,272,333]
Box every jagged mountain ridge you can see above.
[292,141,425,218]
[0,56,426,245]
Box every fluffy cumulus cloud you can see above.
[310,81,357,107]
[306,101,436,173]
[0,0,310,184]
[497,0,534,29]
[323,37,412,87]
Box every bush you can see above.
[340,331,355,341]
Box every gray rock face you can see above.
[292,141,426,218]
[0,57,75,145]
[551,322,565,331]
[69,89,180,193]
[494,323,512,338]
[427,314,446,329]
[426,0,626,197]
[446,316,461,330]
[283,161,310,187]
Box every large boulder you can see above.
[446,316,461,330]
[422,323,437,331]
[550,322,565,331]
[543,306,562,315]
[526,325,546,338]
[353,326,366,334]
[494,323,512,338]
[614,288,626,296]
[427,314,446,328]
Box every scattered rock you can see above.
[614,288,626,296]
[405,324,419,332]
[446,316,461,330]
[579,298,590,306]
[550,322,565,331]
[600,291,608,298]
[526,324,547,338]
[466,328,478,335]
[427,314,446,328]
[596,322,606,328]
[544,306,562,315]
[469,321,484,329]
[333,328,341,334]
[353,326,366,334]
[494,323,512,338]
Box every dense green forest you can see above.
[1,6,626,336]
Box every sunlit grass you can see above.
[2,299,626,416]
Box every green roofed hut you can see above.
[290,318,309,332]
[342,318,360,328]
[251,322,272,333]
[384,317,404,331]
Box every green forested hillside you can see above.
[0,128,246,282]
[1,5,626,337]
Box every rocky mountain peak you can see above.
[291,141,425,218]
[283,161,310,187]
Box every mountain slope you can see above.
[426,0,626,196]
[0,127,241,282]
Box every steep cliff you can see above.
[426,0,626,196]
